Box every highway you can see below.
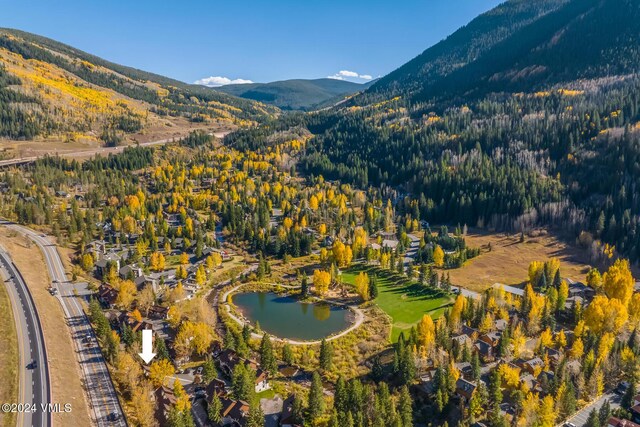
[0,247,51,427]
[0,137,175,168]
[0,130,231,168]
[2,222,127,427]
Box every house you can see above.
[519,373,539,392]
[543,347,562,366]
[382,239,399,249]
[255,368,270,393]
[280,394,299,427]
[119,264,143,280]
[155,386,177,425]
[97,284,118,308]
[455,378,477,401]
[95,252,122,278]
[416,371,436,396]
[452,333,473,348]
[522,357,544,375]
[86,240,107,257]
[608,417,640,427]
[205,378,228,400]
[279,365,301,378]
[494,283,525,297]
[218,350,270,393]
[220,397,249,426]
[148,305,169,320]
[461,325,480,340]
[479,331,502,347]
[630,402,640,424]
[455,362,473,379]
[494,319,508,331]
[475,340,494,361]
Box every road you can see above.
[564,392,619,426]
[2,222,127,427]
[0,131,231,168]
[0,248,51,427]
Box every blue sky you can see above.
[1,0,503,85]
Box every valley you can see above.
[1,1,640,427]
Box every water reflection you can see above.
[232,291,351,341]
[313,303,330,321]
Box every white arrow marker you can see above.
[138,329,156,364]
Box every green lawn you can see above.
[342,265,453,342]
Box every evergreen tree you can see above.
[308,371,325,421]
[598,400,611,427]
[586,408,600,427]
[155,336,170,360]
[398,385,413,427]
[246,401,264,427]
[208,393,222,424]
[282,343,294,365]
[202,357,216,383]
[301,273,309,297]
[623,378,636,410]
[259,333,277,375]
[369,275,378,299]
[319,338,333,372]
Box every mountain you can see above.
[0,28,277,144]
[214,78,373,111]
[364,0,640,103]
[227,0,640,262]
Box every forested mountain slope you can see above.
[364,0,640,104]
[0,28,276,143]
[227,0,640,262]
[214,78,372,111]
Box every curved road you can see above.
[0,248,51,427]
[2,222,127,427]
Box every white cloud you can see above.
[327,70,373,82]
[194,76,254,87]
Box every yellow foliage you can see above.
[313,270,331,296]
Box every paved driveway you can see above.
[565,392,620,426]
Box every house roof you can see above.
[609,417,640,427]
[456,378,477,399]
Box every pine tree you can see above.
[301,273,309,297]
[202,357,216,383]
[308,371,325,421]
[246,400,264,427]
[398,385,413,427]
[155,336,170,360]
[208,393,222,424]
[622,378,636,410]
[471,351,481,381]
[598,400,611,427]
[586,408,600,427]
[259,333,277,375]
[319,338,333,372]
[369,276,378,299]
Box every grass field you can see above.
[446,229,594,293]
[342,265,453,342]
[0,280,18,427]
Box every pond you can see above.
[232,292,353,341]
